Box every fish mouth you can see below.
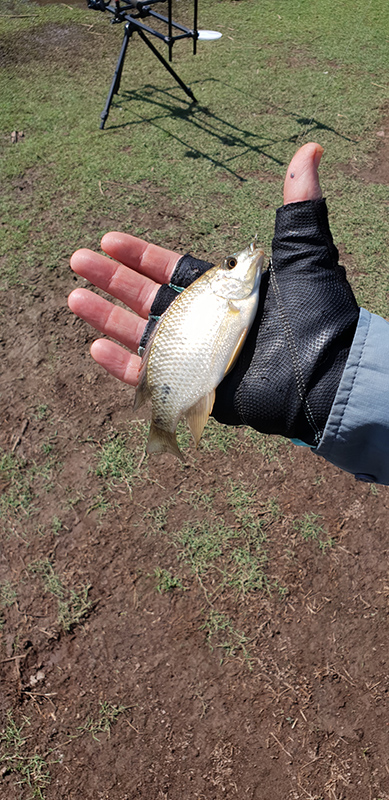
[243,242,265,294]
[244,240,265,273]
[248,236,264,257]
[233,238,264,265]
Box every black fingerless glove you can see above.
[138,200,360,447]
[212,199,359,446]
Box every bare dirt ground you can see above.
[1,17,389,800]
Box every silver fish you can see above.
[134,240,264,459]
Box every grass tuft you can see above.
[0,711,53,799]
[153,566,185,593]
[293,512,335,553]
[76,701,128,743]
[28,559,93,631]
[201,610,252,666]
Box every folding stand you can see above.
[87,0,207,129]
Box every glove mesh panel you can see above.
[213,200,359,445]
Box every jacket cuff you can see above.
[314,309,389,485]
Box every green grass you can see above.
[94,423,149,489]
[28,559,92,631]
[227,479,266,539]
[95,435,138,483]
[199,418,239,453]
[221,545,270,595]
[0,450,34,522]
[180,487,215,511]
[172,487,285,599]
[153,566,185,593]
[86,492,112,518]
[0,701,127,798]
[143,500,172,534]
[0,442,65,536]
[293,512,334,553]
[145,474,288,663]
[0,0,388,309]
[201,610,252,666]
[0,580,17,608]
[76,701,128,742]
[174,519,239,576]
[28,559,64,598]
[57,585,93,633]
[51,515,62,535]
[243,429,292,466]
[0,711,52,800]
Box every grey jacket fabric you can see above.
[313,308,389,484]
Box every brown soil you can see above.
[2,16,389,800]
[338,108,389,186]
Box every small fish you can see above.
[134,240,264,459]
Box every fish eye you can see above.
[227,257,237,270]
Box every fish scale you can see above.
[134,241,264,459]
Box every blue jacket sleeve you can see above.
[313,308,389,484]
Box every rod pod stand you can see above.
[88,0,199,129]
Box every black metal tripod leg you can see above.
[137,29,197,103]
[100,23,132,129]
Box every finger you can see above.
[90,339,141,386]
[70,248,159,320]
[283,142,324,204]
[101,231,180,285]
[68,288,146,351]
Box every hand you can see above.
[212,144,359,446]
[68,235,180,385]
[68,142,359,446]
[68,143,324,385]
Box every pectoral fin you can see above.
[224,328,248,375]
[185,389,216,447]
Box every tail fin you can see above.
[147,422,183,461]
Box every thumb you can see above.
[283,142,324,205]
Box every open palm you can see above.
[68,142,323,386]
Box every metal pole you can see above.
[100,22,133,129]
[193,0,198,55]
[168,0,172,61]
[137,28,197,102]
